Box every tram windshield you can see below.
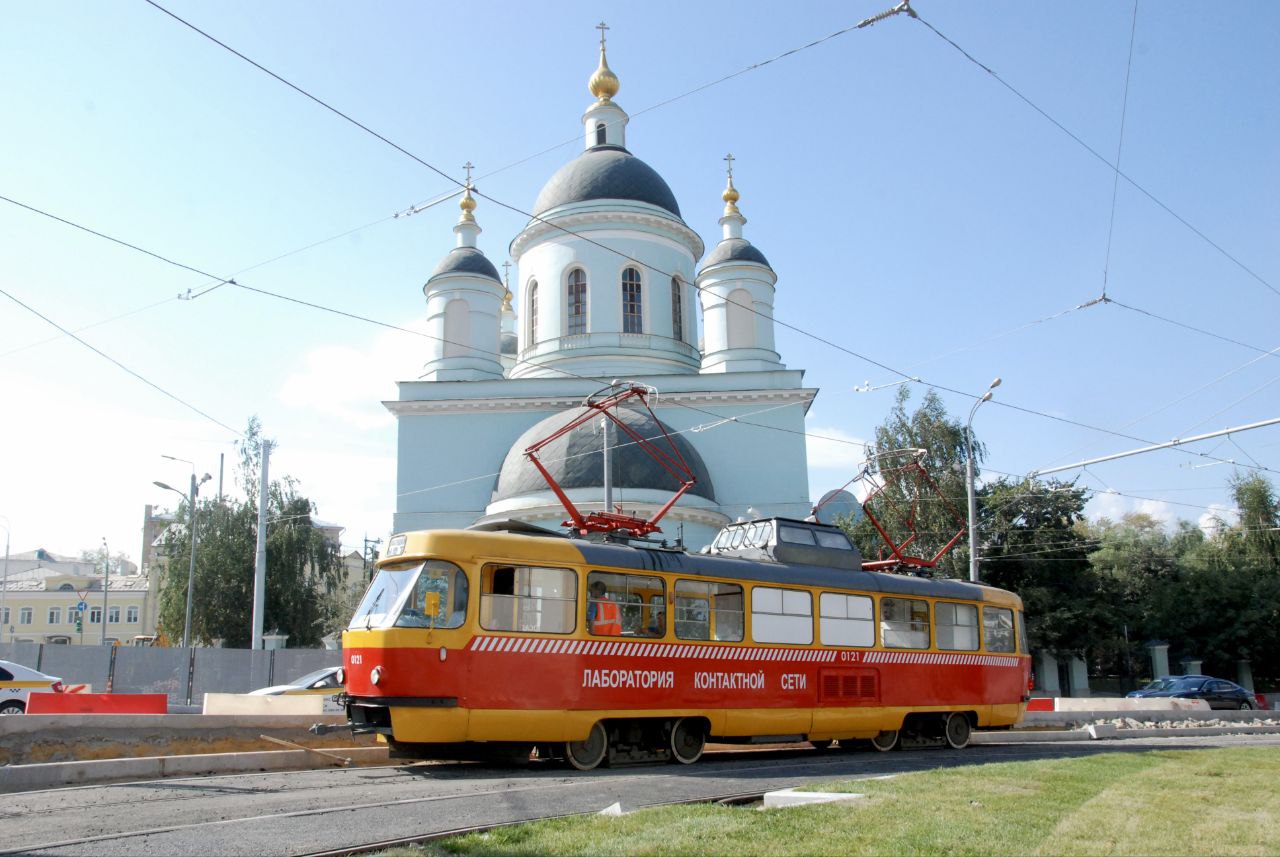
[349,564,420,630]
[348,561,469,631]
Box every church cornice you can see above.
[510,208,705,260]
[384,387,816,416]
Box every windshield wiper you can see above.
[363,589,385,631]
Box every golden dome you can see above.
[722,176,740,216]
[589,48,620,100]
[501,288,513,312]
[459,185,477,221]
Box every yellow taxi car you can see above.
[0,659,64,715]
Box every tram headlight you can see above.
[370,666,384,686]
[335,668,346,685]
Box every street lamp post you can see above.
[155,471,211,648]
[966,377,1001,583]
[101,537,110,645]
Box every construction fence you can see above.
[0,641,334,706]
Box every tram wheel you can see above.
[869,730,900,752]
[669,717,706,765]
[944,713,972,749]
[809,739,833,751]
[564,722,608,771]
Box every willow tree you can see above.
[156,420,340,648]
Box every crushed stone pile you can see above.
[1090,716,1280,730]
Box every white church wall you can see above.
[392,408,562,534]
[697,262,780,374]
[650,400,812,528]
[513,221,699,378]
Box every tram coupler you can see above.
[308,722,346,737]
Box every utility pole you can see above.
[601,416,613,512]
[180,471,208,649]
[0,516,10,644]
[251,439,273,650]
[100,537,110,645]
[362,536,382,582]
[966,378,1001,583]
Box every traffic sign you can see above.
[76,601,88,612]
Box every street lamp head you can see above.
[979,391,993,403]
[989,377,1002,390]
[199,473,212,485]
[153,480,175,492]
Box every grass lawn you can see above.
[386,747,1280,856]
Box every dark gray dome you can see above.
[701,238,771,270]
[533,146,681,218]
[494,407,715,503]
[430,247,500,282]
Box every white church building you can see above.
[387,34,819,549]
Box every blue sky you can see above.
[2,1,1276,564]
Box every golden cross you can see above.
[463,161,474,188]
[724,152,735,179]
[501,260,511,284]
[596,21,609,50]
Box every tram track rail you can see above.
[6,736,1279,857]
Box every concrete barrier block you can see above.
[1086,723,1118,739]
[27,693,168,715]
[0,746,389,793]
[0,713,368,766]
[764,788,865,808]
[201,693,338,716]
[1053,697,1209,712]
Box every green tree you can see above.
[846,387,978,578]
[1079,474,1280,684]
[1223,473,1280,572]
[978,479,1114,660]
[155,419,341,648]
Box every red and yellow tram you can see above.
[340,518,1031,769]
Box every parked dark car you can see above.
[1126,675,1209,698]
[1143,676,1257,710]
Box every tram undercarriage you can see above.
[360,708,980,771]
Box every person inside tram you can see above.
[588,580,622,636]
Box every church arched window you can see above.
[528,280,538,344]
[671,277,684,342]
[727,288,754,349]
[567,269,587,335]
[595,122,607,146]
[622,267,643,334]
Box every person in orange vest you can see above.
[588,580,622,636]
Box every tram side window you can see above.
[675,579,744,642]
[587,571,665,637]
[751,586,813,645]
[983,606,1016,653]
[881,597,929,649]
[777,524,815,545]
[935,602,979,651]
[819,592,874,647]
[480,565,576,634]
[395,560,469,629]
[1017,610,1028,655]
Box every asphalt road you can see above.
[5,734,1278,857]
